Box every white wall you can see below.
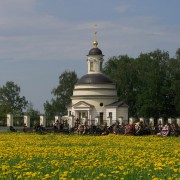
[116,107,128,121]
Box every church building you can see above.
[67,32,128,127]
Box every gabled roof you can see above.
[72,101,94,108]
[105,100,129,108]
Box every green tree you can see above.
[169,49,180,116]
[134,50,168,119]
[175,48,180,60]
[135,49,179,120]
[103,49,179,120]
[44,70,78,118]
[103,55,137,117]
[0,81,28,117]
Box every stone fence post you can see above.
[139,117,145,123]
[149,117,154,127]
[7,113,13,127]
[168,118,174,124]
[177,118,180,127]
[158,118,164,128]
[95,117,100,126]
[106,117,112,127]
[24,115,30,128]
[40,115,46,127]
[118,117,123,126]
[55,115,60,124]
[129,117,134,124]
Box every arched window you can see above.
[90,61,94,71]
[100,61,103,71]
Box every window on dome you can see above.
[90,61,94,71]
[100,61,102,71]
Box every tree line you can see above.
[103,49,180,119]
[0,49,179,121]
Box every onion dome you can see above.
[88,48,102,55]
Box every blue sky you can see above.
[0,0,179,113]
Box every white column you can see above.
[40,115,46,127]
[87,111,89,119]
[87,111,89,125]
[24,115,30,128]
[74,111,77,119]
[89,113,92,125]
[7,113,13,127]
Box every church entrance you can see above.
[78,111,87,120]
[100,112,103,125]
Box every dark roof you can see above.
[105,100,129,107]
[88,48,103,55]
[76,73,113,84]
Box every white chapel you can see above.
[67,32,128,127]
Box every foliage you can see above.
[0,134,179,179]
[0,81,28,117]
[176,48,180,60]
[26,102,40,126]
[103,55,137,116]
[103,49,180,119]
[135,50,169,119]
[44,70,78,118]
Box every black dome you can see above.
[88,48,102,55]
[77,73,113,84]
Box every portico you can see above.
[71,101,93,123]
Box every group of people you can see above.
[157,123,179,137]
[76,123,109,135]
[115,120,179,136]
[74,118,109,135]
[53,120,65,132]
[29,118,179,137]
[123,120,152,136]
[75,119,179,137]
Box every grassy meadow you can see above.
[0,133,179,180]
